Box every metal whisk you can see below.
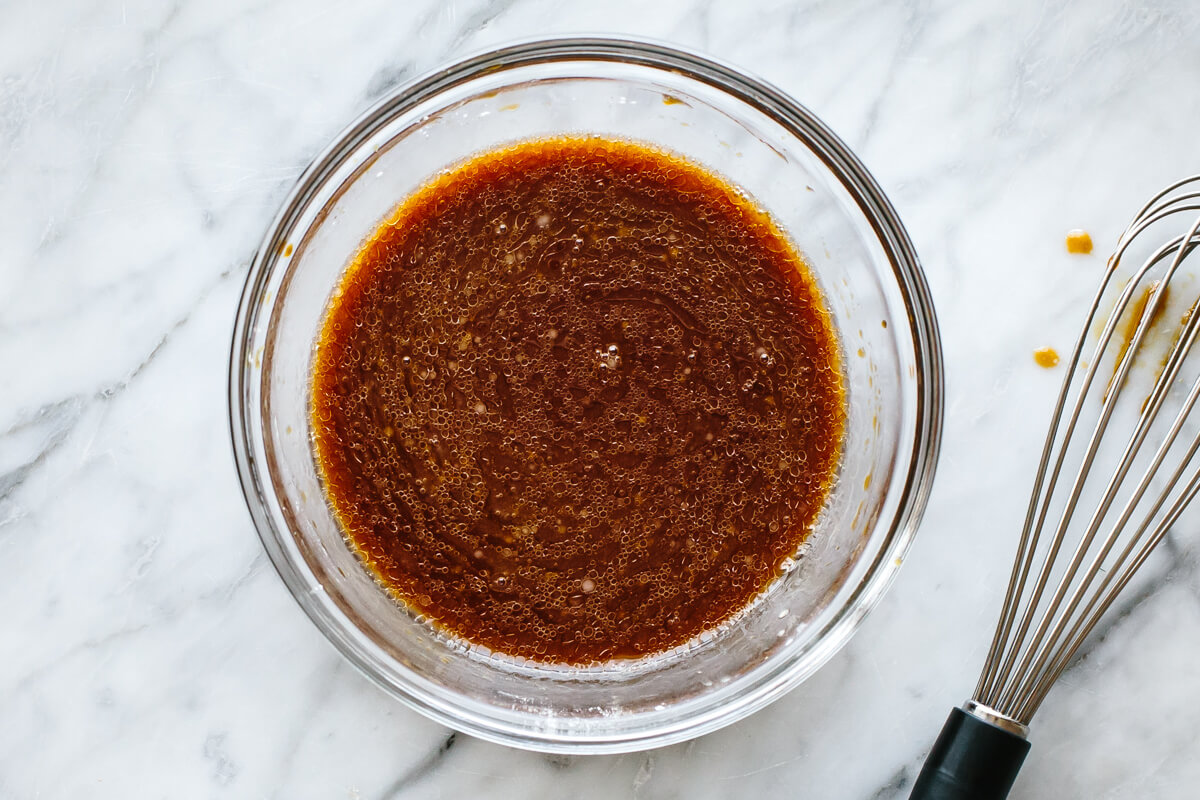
[910,175,1200,800]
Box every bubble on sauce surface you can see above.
[311,137,845,665]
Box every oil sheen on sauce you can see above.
[311,137,846,664]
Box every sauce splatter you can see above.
[1112,281,1169,379]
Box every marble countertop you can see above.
[5,0,1200,797]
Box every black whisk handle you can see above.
[908,706,1031,800]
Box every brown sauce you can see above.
[311,137,845,664]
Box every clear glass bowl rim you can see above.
[228,35,944,752]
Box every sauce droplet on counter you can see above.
[1066,229,1093,254]
[1034,347,1060,368]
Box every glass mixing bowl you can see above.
[229,37,943,753]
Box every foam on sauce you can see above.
[311,137,845,664]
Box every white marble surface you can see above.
[4,0,1200,797]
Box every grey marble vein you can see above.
[378,731,459,800]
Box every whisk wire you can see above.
[1019,428,1200,720]
[975,176,1200,719]
[978,256,1138,707]
[1011,307,1200,717]
[975,225,1162,703]
[1022,454,1200,719]
[973,259,1119,703]
[993,220,1200,712]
